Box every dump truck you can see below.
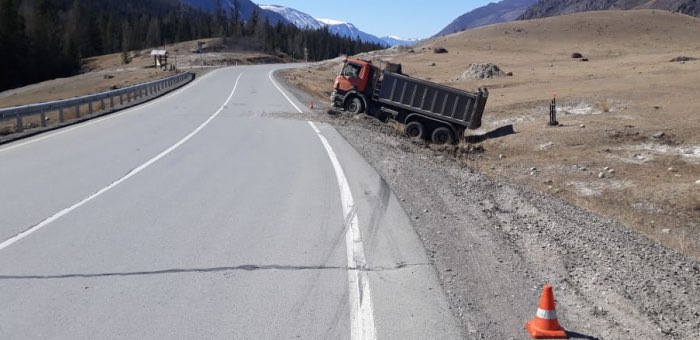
[331,58,488,144]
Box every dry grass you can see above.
[285,9,700,259]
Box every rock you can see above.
[581,58,589,62]
[580,124,586,128]
[608,169,615,174]
[428,62,436,66]
[662,228,671,234]
[598,172,606,179]
[571,52,583,58]
[506,72,513,76]
[499,154,506,159]
[434,47,448,54]
[695,179,700,185]
[652,131,665,138]
[668,167,677,172]
[603,167,610,171]
[670,56,697,62]
[461,63,506,80]
[530,167,538,171]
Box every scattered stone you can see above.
[670,56,697,62]
[530,167,538,171]
[543,179,553,185]
[598,172,606,179]
[580,124,586,128]
[608,169,615,174]
[662,228,671,234]
[652,131,665,138]
[103,74,114,79]
[695,179,700,185]
[581,58,589,62]
[461,63,506,80]
[499,154,506,159]
[571,52,583,58]
[668,167,677,172]
[434,47,448,54]
[506,72,513,76]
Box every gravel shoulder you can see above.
[275,73,700,339]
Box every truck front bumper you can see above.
[330,91,343,108]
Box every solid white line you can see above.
[308,121,377,340]
[0,69,220,154]
[0,73,243,251]
[268,69,303,114]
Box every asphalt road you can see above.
[0,65,461,339]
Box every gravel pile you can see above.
[461,63,506,80]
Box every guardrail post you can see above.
[40,112,47,127]
[110,95,114,108]
[59,108,64,122]
[15,114,23,132]
[119,94,123,105]
[88,101,93,115]
[75,105,80,118]
[100,98,105,111]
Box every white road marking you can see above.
[271,68,377,339]
[0,73,243,251]
[268,70,303,114]
[308,121,377,340]
[0,69,220,154]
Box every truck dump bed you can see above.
[378,71,488,130]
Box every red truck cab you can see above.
[331,58,378,114]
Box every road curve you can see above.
[0,65,461,339]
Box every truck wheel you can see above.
[345,97,363,114]
[405,121,425,139]
[431,127,454,145]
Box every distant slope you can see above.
[519,0,700,20]
[316,19,389,47]
[380,36,421,46]
[435,0,537,37]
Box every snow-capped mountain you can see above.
[316,18,388,47]
[380,36,421,47]
[260,4,411,47]
[182,0,288,25]
[259,4,324,29]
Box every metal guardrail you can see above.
[0,71,193,134]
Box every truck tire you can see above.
[431,127,454,145]
[405,121,425,139]
[345,96,363,115]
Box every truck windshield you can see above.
[341,63,361,78]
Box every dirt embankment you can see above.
[0,37,290,109]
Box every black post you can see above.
[548,96,559,126]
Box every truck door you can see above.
[337,62,363,92]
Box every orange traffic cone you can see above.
[525,284,568,339]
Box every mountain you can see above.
[380,36,421,46]
[258,4,324,29]
[518,0,700,20]
[316,19,389,47]
[182,0,288,24]
[435,0,538,37]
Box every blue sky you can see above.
[254,1,495,38]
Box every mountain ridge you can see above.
[518,0,700,20]
[435,0,537,37]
